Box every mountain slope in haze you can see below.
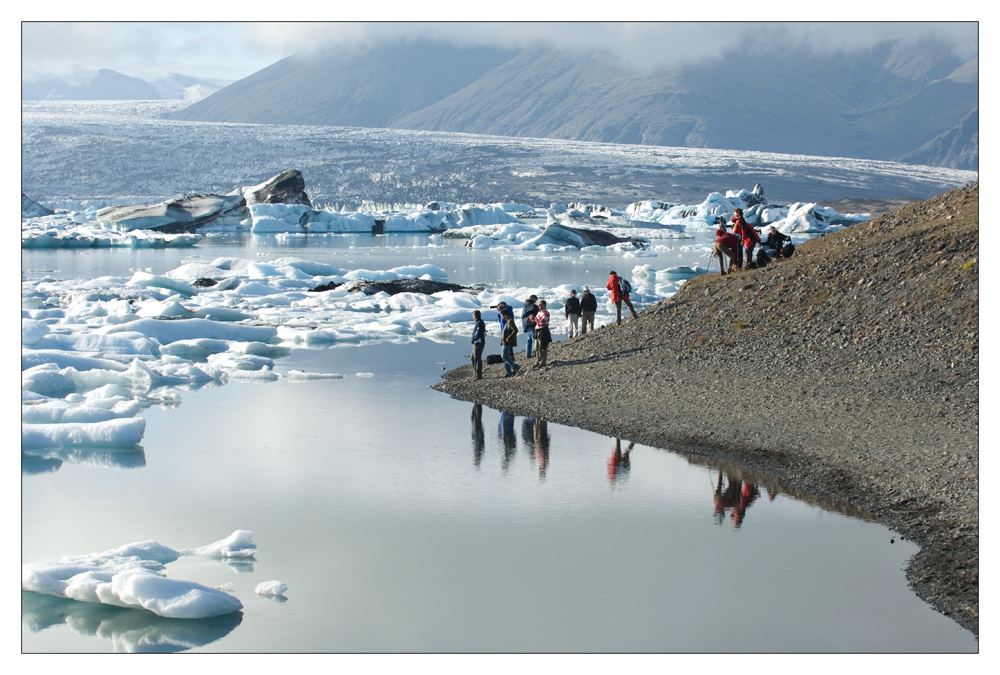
[22,69,162,100]
[393,41,978,168]
[168,40,519,128]
[167,38,977,170]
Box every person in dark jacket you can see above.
[521,295,538,358]
[765,226,792,257]
[564,289,582,338]
[470,310,486,380]
[500,309,520,377]
[580,287,597,334]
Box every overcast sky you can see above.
[21,17,978,84]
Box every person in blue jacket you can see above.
[470,310,486,380]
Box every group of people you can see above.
[712,207,793,275]
[469,270,639,379]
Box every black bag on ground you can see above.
[781,243,795,258]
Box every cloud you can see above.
[22,21,978,83]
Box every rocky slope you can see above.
[434,182,979,635]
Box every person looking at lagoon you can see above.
[534,300,552,367]
[470,310,486,381]
[501,309,520,377]
[714,227,740,275]
[495,301,510,330]
[564,289,581,338]
[521,295,538,358]
[580,287,597,334]
[607,271,638,325]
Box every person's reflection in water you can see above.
[608,438,633,487]
[533,418,550,480]
[712,470,760,528]
[521,417,535,458]
[499,411,517,472]
[471,403,485,468]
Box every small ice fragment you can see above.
[255,580,288,596]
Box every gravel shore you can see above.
[434,183,979,636]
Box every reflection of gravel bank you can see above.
[435,183,979,636]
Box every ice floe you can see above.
[22,532,259,619]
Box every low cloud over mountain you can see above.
[167,38,978,170]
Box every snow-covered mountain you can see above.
[22,69,229,101]
[22,68,162,100]
[167,38,978,170]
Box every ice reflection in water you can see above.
[21,592,243,653]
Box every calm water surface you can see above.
[21,240,976,653]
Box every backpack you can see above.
[618,277,632,295]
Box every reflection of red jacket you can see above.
[607,274,623,302]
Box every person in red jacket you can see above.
[731,207,761,269]
[607,270,638,325]
[533,300,552,367]
[713,226,740,275]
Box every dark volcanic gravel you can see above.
[434,183,979,636]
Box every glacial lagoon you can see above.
[21,235,977,652]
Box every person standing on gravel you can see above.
[607,271,638,325]
[470,310,486,380]
[533,300,552,367]
[521,295,538,359]
[714,226,740,275]
[580,287,597,334]
[564,289,582,338]
[731,208,760,269]
[500,309,520,377]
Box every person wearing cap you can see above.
[500,309,520,377]
[521,294,538,358]
[495,301,509,330]
[580,287,597,334]
[470,309,486,380]
[564,289,581,338]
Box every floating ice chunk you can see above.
[21,397,139,424]
[356,372,375,378]
[207,352,274,371]
[22,319,50,345]
[104,569,242,619]
[165,262,234,281]
[136,298,195,318]
[160,338,232,360]
[32,331,161,359]
[658,266,701,280]
[22,417,146,450]
[191,530,257,558]
[102,318,278,344]
[22,349,130,373]
[255,581,287,596]
[129,271,198,297]
[285,370,345,381]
